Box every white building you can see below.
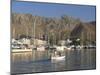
[19,38,31,45]
[34,39,47,46]
[58,40,67,46]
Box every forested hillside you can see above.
[11,13,96,45]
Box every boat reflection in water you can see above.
[11,48,96,74]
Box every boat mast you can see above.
[13,27,15,38]
[33,16,37,45]
[81,31,84,46]
[89,32,91,45]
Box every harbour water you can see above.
[11,49,96,74]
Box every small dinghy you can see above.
[51,50,65,62]
[51,55,65,61]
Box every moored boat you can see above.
[37,45,45,51]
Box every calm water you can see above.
[11,49,96,74]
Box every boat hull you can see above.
[51,56,65,61]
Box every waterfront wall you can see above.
[11,49,33,62]
[11,49,51,62]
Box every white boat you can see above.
[37,45,45,51]
[55,46,67,51]
[51,55,65,61]
[67,47,72,50]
